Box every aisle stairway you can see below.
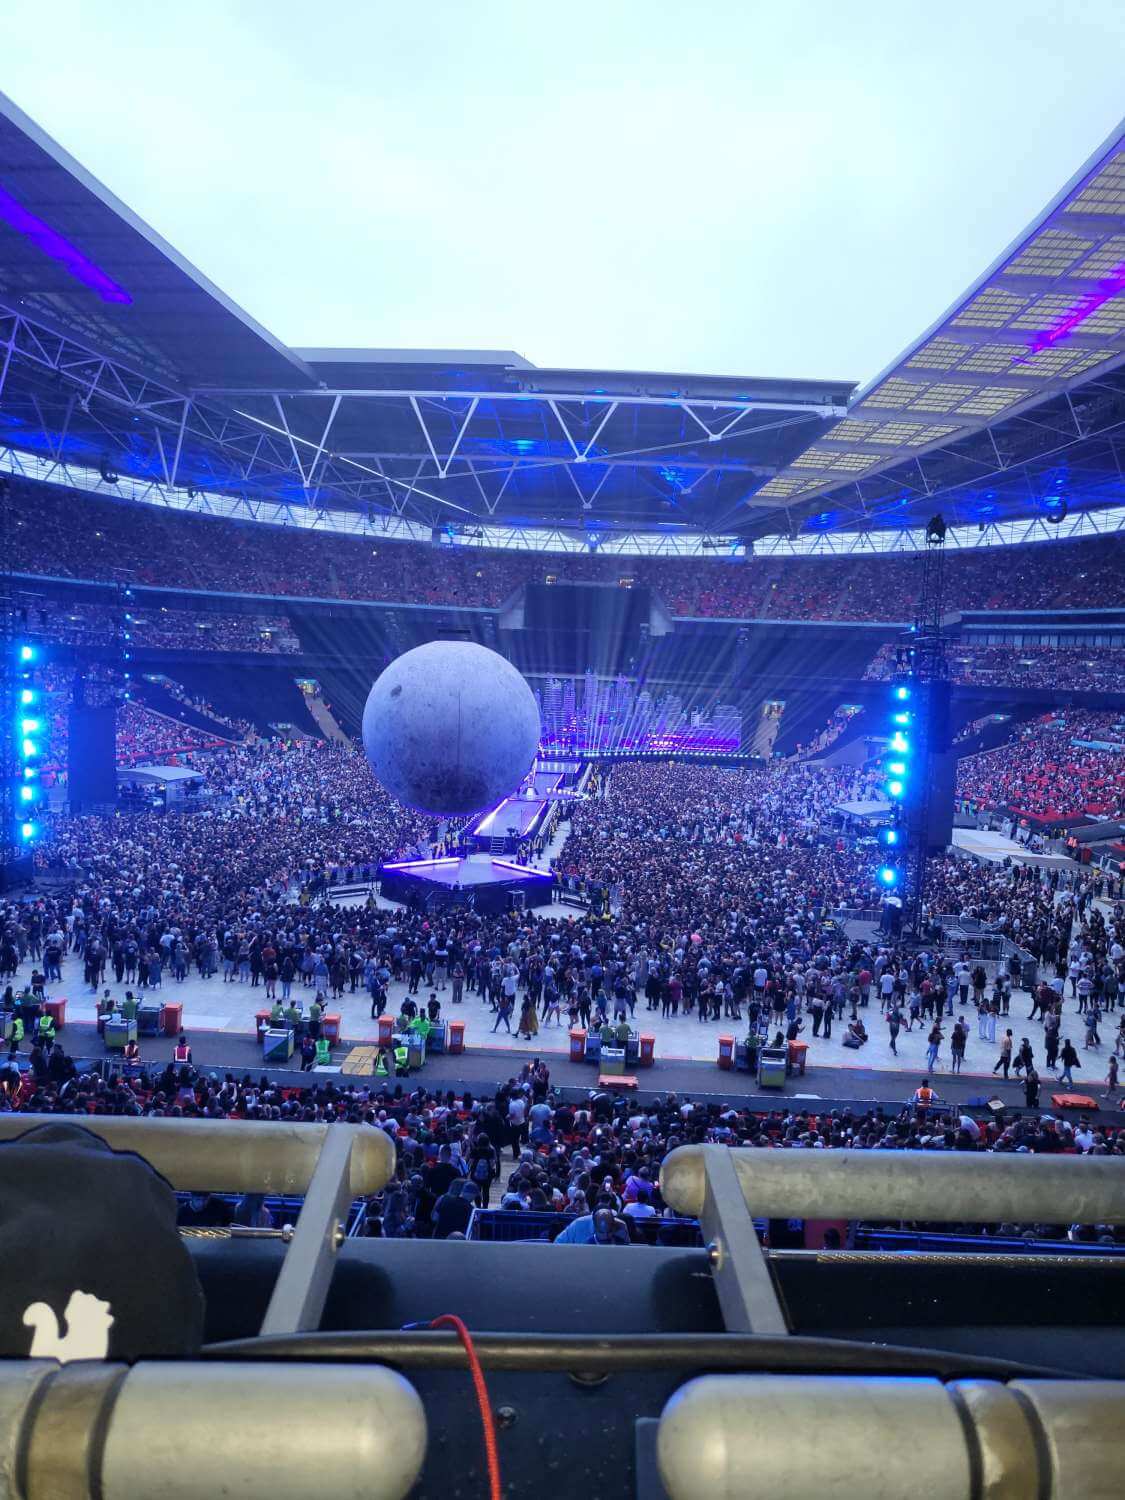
[305,692,351,745]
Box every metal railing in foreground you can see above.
[659,1144,1125,1335]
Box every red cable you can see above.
[430,1314,502,1500]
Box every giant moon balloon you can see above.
[362,641,541,816]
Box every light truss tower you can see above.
[905,515,950,934]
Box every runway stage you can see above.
[378,852,555,914]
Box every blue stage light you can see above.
[20,688,34,705]
[894,685,910,701]
[20,821,36,841]
[886,760,906,776]
[19,785,34,803]
[20,717,40,735]
[878,865,898,886]
[887,779,905,799]
[21,738,37,759]
[892,711,910,726]
[881,828,899,846]
[890,732,910,754]
[19,644,35,663]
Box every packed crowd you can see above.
[18,598,300,653]
[36,668,240,781]
[114,701,231,768]
[6,748,1115,1048]
[8,478,1125,622]
[866,641,1125,692]
[956,711,1125,819]
[4,1066,1124,1250]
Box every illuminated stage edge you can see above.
[378,854,555,915]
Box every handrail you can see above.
[0,1115,393,1196]
[661,1144,1125,1225]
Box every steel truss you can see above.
[0,297,845,531]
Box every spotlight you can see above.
[880,828,899,846]
[18,644,35,663]
[19,785,34,803]
[894,685,910,701]
[925,513,947,544]
[890,732,909,753]
[878,866,898,886]
[1044,497,1068,524]
[21,738,37,759]
[20,821,36,841]
[20,688,34,705]
[887,780,905,799]
[98,456,120,485]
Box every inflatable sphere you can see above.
[362,641,541,816]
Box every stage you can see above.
[469,767,568,851]
[951,828,1072,867]
[378,853,555,914]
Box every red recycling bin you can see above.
[448,1019,465,1055]
[162,1001,183,1037]
[638,1033,655,1067]
[323,1012,341,1043]
[255,1009,271,1041]
[378,1014,395,1048]
[569,1027,587,1063]
[45,997,67,1032]
[718,1034,735,1070]
[788,1040,809,1076]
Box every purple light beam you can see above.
[1014,260,1125,363]
[0,185,132,305]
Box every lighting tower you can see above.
[879,514,950,936]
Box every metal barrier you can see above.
[657,1375,1123,1500]
[855,1228,1125,1257]
[468,1208,704,1246]
[660,1144,1125,1336]
[0,1361,426,1500]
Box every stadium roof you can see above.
[0,92,313,391]
[757,118,1125,531]
[0,90,1123,546]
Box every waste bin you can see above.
[625,1034,639,1066]
[601,1045,626,1077]
[255,1009,272,1041]
[428,1022,446,1054]
[757,1046,787,1089]
[569,1027,587,1063]
[718,1034,735,1070]
[162,1001,183,1037]
[44,997,67,1032]
[448,1019,465,1054]
[407,1035,426,1070]
[378,1014,395,1048]
[323,1012,341,1043]
[584,1032,602,1066]
[638,1033,655,1067]
[138,1004,162,1037]
[263,1027,294,1063]
[787,1040,809,1076]
[1021,957,1038,992]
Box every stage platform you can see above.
[469,768,566,850]
[378,853,554,914]
[952,828,1072,867]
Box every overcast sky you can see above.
[4,1,1124,385]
